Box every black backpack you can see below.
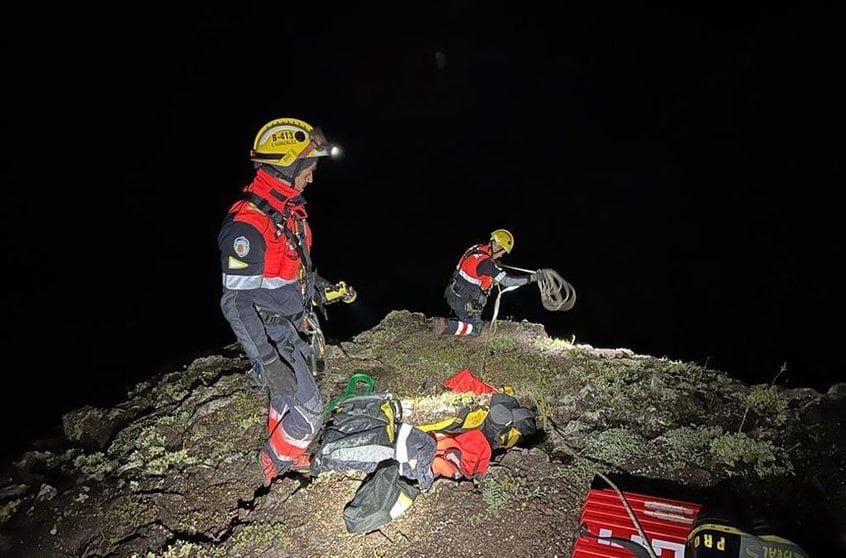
[342,460,419,533]
[481,392,538,449]
[310,392,402,476]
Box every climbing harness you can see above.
[303,309,326,376]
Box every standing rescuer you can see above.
[217,117,355,485]
[436,229,540,336]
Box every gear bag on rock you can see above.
[342,460,419,534]
[421,368,539,451]
[482,392,538,449]
[310,392,436,488]
[430,429,492,479]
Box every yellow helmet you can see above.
[490,229,514,253]
[250,117,337,167]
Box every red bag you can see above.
[442,368,497,395]
[431,429,492,479]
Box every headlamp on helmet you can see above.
[250,117,339,167]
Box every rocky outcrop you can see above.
[1,310,843,557]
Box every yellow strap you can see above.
[461,408,489,429]
[501,427,521,449]
[417,407,490,432]
[417,416,462,433]
[380,400,396,443]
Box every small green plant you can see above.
[657,426,713,469]
[583,428,644,466]
[229,522,290,550]
[738,363,788,432]
[73,451,115,481]
[746,385,788,426]
[486,335,520,353]
[0,499,21,526]
[709,432,793,478]
[533,397,553,431]
[468,472,527,525]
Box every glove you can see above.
[261,354,298,398]
[245,365,267,394]
[313,272,333,291]
[311,273,332,306]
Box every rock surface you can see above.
[1,310,843,557]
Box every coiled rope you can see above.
[499,264,576,311]
[489,265,577,333]
[536,268,576,312]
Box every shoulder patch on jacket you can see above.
[233,235,250,257]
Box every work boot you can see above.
[259,449,278,487]
[434,318,447,336]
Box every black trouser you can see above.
[443,282,484,336]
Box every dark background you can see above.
[1,4,841,461]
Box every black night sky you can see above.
[1,4,842,461]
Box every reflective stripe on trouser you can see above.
[444,319,476,336]
[264,345,325,471]
[265,394,324,469]
[266,404,312,465]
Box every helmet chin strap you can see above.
[260,158,317,184]
[260,163,296,183]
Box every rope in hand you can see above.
[499,264,577,312]
[537,268,576,311]
[488,266,577,334]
